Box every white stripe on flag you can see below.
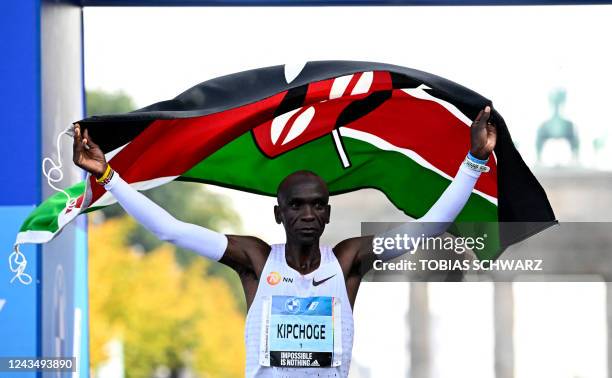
[401,85,498,163]
[339,127,498,205]
[329,74,354,100]
[402,85,473,126]
[351,71,373,96]
[106,142,129,161]
[15,230,56,245]
[332,129,351,168]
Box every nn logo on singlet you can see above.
[266,272,294,286]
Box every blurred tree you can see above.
[87,89,136,116]
[86,89,245,306]
[89,217,245,378]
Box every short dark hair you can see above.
[276,170,328,204]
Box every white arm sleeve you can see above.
[376,161,481,261]
[418,163,481,223]
[103,172,228,261]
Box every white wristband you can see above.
[462,157,490,173]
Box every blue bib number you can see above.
[263,296,336,368]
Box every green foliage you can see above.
[86,89,137,116]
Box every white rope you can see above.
[10,125,77,285]
[42,126,79,211]
[9,244,32,285]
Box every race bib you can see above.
[259,296,342,368]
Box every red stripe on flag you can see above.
[344,89,498,198]
[305,77,334,104]
[370,71,393,92]
[89,91,287,203]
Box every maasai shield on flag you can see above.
[14,61,556,262]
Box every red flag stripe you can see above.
[345,89,497,197]
[88,91,287,203]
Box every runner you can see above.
[73,105,496,377]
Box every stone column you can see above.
[409,282,430,378]
[494,282,514,378]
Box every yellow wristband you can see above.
[96,164,112,183]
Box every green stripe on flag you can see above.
[181,132,497,221]
[18,181,86,234]
[181,132,501,259]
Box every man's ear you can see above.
[325,204,331,224]
[274,204,282,224]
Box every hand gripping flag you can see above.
[13,61,556,281]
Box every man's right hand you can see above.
[72,123,108,179]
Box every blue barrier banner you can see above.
[0,206,39,378]
[0,2,40,205]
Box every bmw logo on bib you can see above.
[285,297,301,314]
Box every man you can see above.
[73,105,496,377]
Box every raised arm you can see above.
[72,123,266,271]
[336,106,497,274]
[102,171,228,260]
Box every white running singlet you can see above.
[245,244,354,378]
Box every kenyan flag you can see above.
[15,61,556,259]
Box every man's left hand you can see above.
[470,105,497,160]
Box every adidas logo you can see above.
[310,360,319,367]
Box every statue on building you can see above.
[536,89,579,163]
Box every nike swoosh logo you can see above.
[312,274,336,287]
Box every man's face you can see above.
[275,177,331,245]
